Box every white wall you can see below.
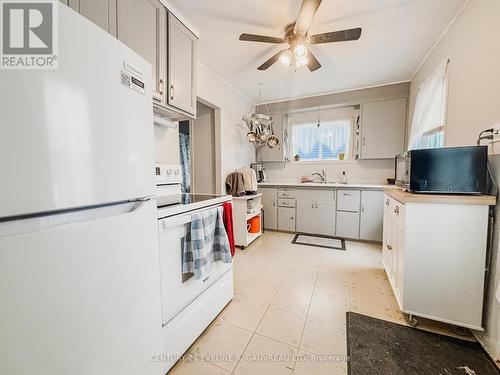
[197,62,255,193]
[257,83,410,184]
[192,102,215,194]
[263,160,394,185]
[408,0,500,362]
[154,121,180,165]
[409,0,500,151]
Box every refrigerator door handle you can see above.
[0,200,146,238]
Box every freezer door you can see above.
[0,200,162,375]
[0,4,155,218]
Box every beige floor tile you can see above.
[313,279,350,300]
[236,281,278,305]
[316,268,350,286]
[218,297,268,331]
[293,350,348,375]
[180,232,476,374]
[300,318,347,356]
[234,334,296,375]
[254,264,287,287]
[308,295,349,322]
[168,357,230,374]
[188,321,253,372]
[271,289,312,316]
[281,273,317,294]
[257,307,306,347]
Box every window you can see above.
[289,107,356,162]
[416,127,445,150]
[408,59,449,150]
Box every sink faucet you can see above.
[312,169,327,183]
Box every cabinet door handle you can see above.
[394,206,399,214]
[159,79,164,96]
[387,244,393,250]
[361,204,365,212]
[362,137,366,146]
[385,199,390,206]
[273,200,276,207]
[291,217,294,220]
[343,193,352,196]
[170,84,175,101]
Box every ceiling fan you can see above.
[239,0,362,72]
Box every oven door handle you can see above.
[158,214,192,232]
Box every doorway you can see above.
[179,100,219,194]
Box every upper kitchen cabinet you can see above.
[167,13,197,117]
[359,97,407,159]
[62,0,198,120]
[61,0,117,34]
[116,0,166,103]
[256,113,285,162]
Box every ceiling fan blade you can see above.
[309,28,362,44]
[306,51,321,72]
[294,0,322,36]
[257,49,289,70]
[239,33,285,44]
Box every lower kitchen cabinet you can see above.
[336,211,360,239]
[382,191,494,330]
[259,187,277,230]
[277,207,295,232]
[359,190,384,241]
[296,199,335,236]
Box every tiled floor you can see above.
[169,232,468,375]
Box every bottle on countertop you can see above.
[341,170,347,184]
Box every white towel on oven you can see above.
[182,206,232,279]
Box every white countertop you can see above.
[258,182,397,190]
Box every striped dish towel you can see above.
[183,206,232,279]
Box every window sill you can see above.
[290,159,355,165]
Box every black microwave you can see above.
[395,146,488,194]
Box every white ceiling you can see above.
[168,0,466,103]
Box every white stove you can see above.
[153,164,234,373]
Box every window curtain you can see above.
[291,118,352,160]
[408,59,449,150]
[179,133,191,193]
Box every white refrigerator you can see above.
[0,5,162,375]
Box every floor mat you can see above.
[346,312,500,375]
[292,234,346,250]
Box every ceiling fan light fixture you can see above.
[296,56,309,68]
[293,44,307,58]
[279,51,292,66]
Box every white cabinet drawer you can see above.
[278,198,295,208]
[277,189,296,199]
[337,190,361,212]
[336,211,360,239]
[295,189,335,201]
